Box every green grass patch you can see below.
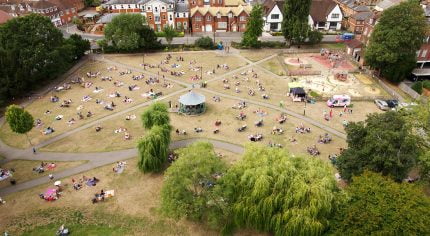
[320,43,345,50]
[309,91,322,98]
[22,224,129,236]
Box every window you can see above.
[318,22,325,27]
[162,15,166,20]
[149,15,152,20]
[176,13,179,17]
[155,16,160,21]
[270,23,278,30]
[271,14,279,20]
[121,5,124,8]
[331,13,339,19]
[169,15,172,20]
[184,22,187,26]
[206,15,211,21]
[155,7,158,12]
[195,16,202,21]
[217,22,227,28]
[177,22,182,28]
[147,6,150,10]
[195,24,200,29]
[422,50,428,58]
[128,4,131,8]
[240,24,245,29]
[240,16,246,21]
[162,6,165,9]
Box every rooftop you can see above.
[179,91,206,106]
[310,0,337,22]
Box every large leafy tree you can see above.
[138,102,172,173]
[330,171,430,235]
[241,4,264,48]
[365,0,427,83]
[162,25,176,46]
[141,102,170,130]
[137,125,171,172]
[5,105,34,146]
[161,142,227,222]
[336,111,422,182]
[218,145,339,235]
[0,14,89,106]
[104,13,160,52]
[282,0,311,45]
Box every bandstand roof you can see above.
[179,91,205,106]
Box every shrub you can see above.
[270,32,283,36]
[195,36,214,49]
[423,80,430,90]
[412,81,423,94]
[308,30,323,45]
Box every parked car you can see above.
[385,100,399,108]
[327,95,351,107]
[374,99,389,111]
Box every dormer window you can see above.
[228,12,232,18]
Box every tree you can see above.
[365,0,427,83]
[282,0,311,45]
[218,145,340,235]
[336,111,422,182]
[161,142,227,222]
[0,14,89,106]
[195,36,214,49]
[104,13,160,52]
[64,34,90,59]
[308,30,323,44]
[141,102,170,130]
[137,125,171,172]
[5,105,34,146]
[84,0,100,7]
[241,5,264,48]
[162,25,176,46]
[330,171,430,235]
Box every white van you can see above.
[327,95,351,107]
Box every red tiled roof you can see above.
[310,0,337,22]
[0,9,12,23]
[346,39,362,48]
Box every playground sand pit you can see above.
[355,74,374,85]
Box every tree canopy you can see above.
[219,145,339,235]
[365,0,427,83]
[141,102,170,130]
[137,124,171,172]
[5,105,34,145]
[162,25,176,45]
[336,111,422,182]
[104,14,160,52]
[0,14,89,106]
[161,142,227,222]
[330,171,430,235]
[241,5,264,48]
[282,0,311,45]
[138,102,171,173]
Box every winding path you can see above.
[0,50,346,196]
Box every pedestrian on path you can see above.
[279,100,284,108]
[329,109,333,118]
[48,174,54,180]
[33,147,36,154]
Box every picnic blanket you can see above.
[86,179,97,186]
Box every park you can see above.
[0,47,397,234]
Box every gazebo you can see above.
[178,91,206,115]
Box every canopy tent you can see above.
[178,91,206,115]
[290,87,306,97]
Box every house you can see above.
[174,0,189,31]
[49,0,80,25]
[0,9,11,24]
[106,0,175,31]
[345,39,363,64]
[308,0,342,31]
[190,5,251,32]
[262,0,283,32]
[360,11,379,46]
[347,11,371,35]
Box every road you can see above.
[59,25,338,44]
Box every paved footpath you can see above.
[0,51,346,196]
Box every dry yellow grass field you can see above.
[41,90,346,160]
[0,61,183,148]
[0,160,86,189]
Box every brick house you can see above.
[49,0,80,24]
[348,11,372,36]
[0,9,11,24]
[190,5,251,32]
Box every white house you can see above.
[262,0,284,32]
[308,0,342,31]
